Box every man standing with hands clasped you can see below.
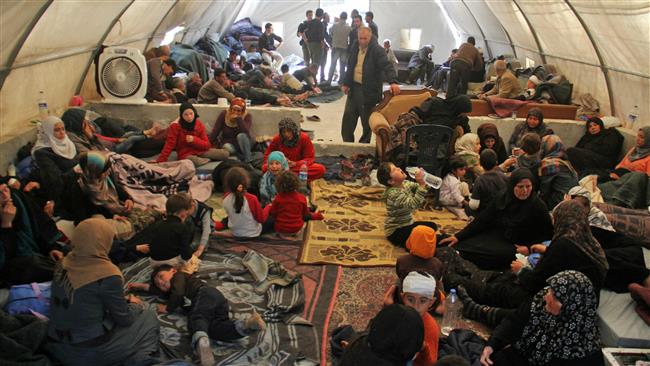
[340,26,400,143]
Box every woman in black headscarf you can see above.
[567,117,623,174]
[508,108,552,151]
[480,270,604,366]
[411,94,473,133]
[477,122,508,164]
[441,168,553,270]
[339,304,424,366]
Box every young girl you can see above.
[268,171,323,235]
[157,102,229,166]
[439,156,470,220]
[221,167,266,238]
[259,151,289,207]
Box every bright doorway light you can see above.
[262,21,284,38]
[161,25,185,46]
[400,28,422,50]
[321,0,370,19]
[526,57,536,68]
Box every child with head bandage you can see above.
[401,271,440,366]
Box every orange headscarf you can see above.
[225,97,247,128]
[406,225,437,259]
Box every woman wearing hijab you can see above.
[339,304,424,366]
[0,176,64,286]
[209,97,253,163]
[598,127,650,210]
[538,134,578,209]
[480,271,604,366]
[45,218,160,366]
[262,118,326,181]
[567,117,623,174]
[454,133,484,186]
[31,116,79,209]
[157,102,229,166]
[508,108,552,151]
[440,168,553,270]
[477,123,508,164]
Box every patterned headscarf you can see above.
[78,151,124,214]
[406,225,437,259]
[278,118,300,148]
[454,133,480,158]
[225,97,248,128]
[515,270,601,366]
[551,200,609,279]
[629,126,650,162]
[566,185,614,232]
[31,116,77,159]
[539,134,577,177]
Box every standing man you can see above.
[447,36,483,98]
[348,15,363,52]
[341,27,400,143]
[305,8,325,74]
[297,10,313,65]
[259,23,284,70]
[319,12,332,83]
[365,11,378,39]
[327,11,352,84]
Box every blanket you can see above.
[108,152,213,211]
[299,181,467,266]
[123,248,326,365]
[486,97,529,118]
[0,310,51,366]
[171,44,210,85]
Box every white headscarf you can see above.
[454,133,480,157]
[402,271,436,299]
[32,116,77,159]
[567,186,615,232]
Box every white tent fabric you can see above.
[1,0,649,142]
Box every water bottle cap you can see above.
[450,289,456,294]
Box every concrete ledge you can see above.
[314,141,375,157]
[87,101,303,138]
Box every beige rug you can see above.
[300,180,467,267]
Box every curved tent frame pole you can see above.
[74,0,136,95]
[460,0,493,60]
[511,0,547,64]
[0,0,53,91]
[143,0,180,52]
[564,0,615,115]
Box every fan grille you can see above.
[101,56,143,98]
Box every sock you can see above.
[310,211,324,220]
[214,218,227,231]
[457,285,505,327]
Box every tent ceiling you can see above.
[1,0,648,141]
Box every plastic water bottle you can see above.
[299,162,308,183]
[440,288,462,336]
[37,91,49,120]
[511,110,517,122]
[627,105,639,128]
[405,166,442,189]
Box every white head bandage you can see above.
[402,271,436,299]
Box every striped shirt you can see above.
[384,181,428,236]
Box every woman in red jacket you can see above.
[263,118,326,182]
[157,102,229,166]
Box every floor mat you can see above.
[299,180,467,267]
[122,241,340,365]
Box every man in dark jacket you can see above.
[341,27,400,143]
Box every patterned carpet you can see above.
[300,180,468,266]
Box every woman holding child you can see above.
[441,168,553,270]
[46,218,160,366]
[209,97,253,163]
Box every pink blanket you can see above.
[487,97,530,118]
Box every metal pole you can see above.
[143,0,179,52]
[0,0,53,90]
[511,0,547,63]
[460,0,493,59]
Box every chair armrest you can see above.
[369,111,390,133]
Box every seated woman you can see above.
[209,97,253,163]
[598,127,650,210]
[157,102,229,167]
[567,117,623,175]
[31,116,79,213]
[453,133,484,187]
[0,177,64,287]
[508,108,552,151]
[259,151,289,207]
[477,122,508,164]
[61,108,159,155]
[538,135,578,209]
[45,218,160,366]
[440,168,553,270]
[262,118,325,181]
[480,271,604,366]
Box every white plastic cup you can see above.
[217,98,228,107]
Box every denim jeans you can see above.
[114,131,147,154]
[223,133,252,162]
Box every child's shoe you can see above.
[245,310,267,331]
[196,336,214,366]
[310,211,324,221]
[214,219,227,231]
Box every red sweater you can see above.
[157,119,211,162]
[268,191,309,233]
[263,132,315,167]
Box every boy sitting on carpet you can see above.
[377,162,438,247]
[128,265,266,366]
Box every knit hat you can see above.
[402,271,437,299]
[405,225,437,259]
[267,151,289,170]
